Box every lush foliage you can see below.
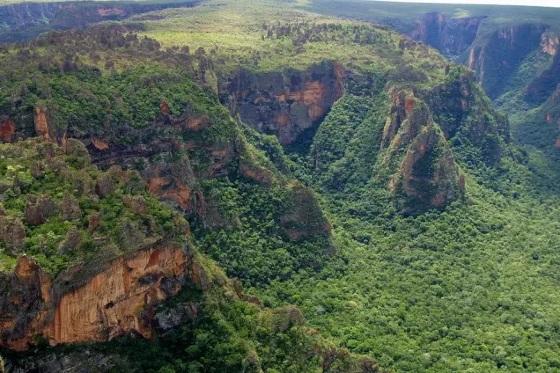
[4,0,560,372]
[0,139,187,274]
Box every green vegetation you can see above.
[135,0,449,85]
[89,286,378,373]
[0,138,187,274]
[193,178,332,285]
[3,0,560,372]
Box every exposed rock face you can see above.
[24,195,58,226]
[0,117,16,143]
[86,110,232,215]
[239,160,274,186]
[0,244,199,351]
[91,137,109,151]
[466,23,546,98]
[541,32,560,56]
[222,61,344,147]
[0,256,52,351]
[33,106,52,141]
[0,216,26,254]
[380,90,464,214]
[410,12,485,57]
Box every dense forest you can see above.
[1,0,560,372]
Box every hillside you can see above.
[306,0,560,167]
[1,0,560,372]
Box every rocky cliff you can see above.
[221,61,345,150]
[526,47,560,105]
[0,138,208,352]
[466,23,546,99]
[410,12,485,57]
[0,245,199,351]
[379,89,464,214]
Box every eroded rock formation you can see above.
[541,32,560,56]
[410,12,485,57]
[380,89,464,214]
[0,244,202,351]
[222,61,344,147]
[0,117,16,143]
[33,106,51,141]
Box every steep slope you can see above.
[221,61,345,150]
[135,0,510,213]
[2,0,557,372]
[306,0,560,164]
[128,1,560,371]
[410,12,485,57]
[0,20,378,372]
[0,138,196,350]
[0,25,334,284]
[377,89,464,214]
[0,141,374,372]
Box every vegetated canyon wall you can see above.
[408,12,560,102]
[465,23,546,99]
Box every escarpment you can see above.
[0,245,197,351]
[410,12,485,57]
[0,139,204,351]
[221,61,345,149]
[466,23,546,98]
[526,47,560,105]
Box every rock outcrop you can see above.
[0,216,26,254]
[379,89,464,214]
[410,12,485,57]
[0,244,202,351]
[541,32,560,56]
[0,117,16,143]
[526,47,560,105]
[222,61,344,148]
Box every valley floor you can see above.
[255,174,560,372]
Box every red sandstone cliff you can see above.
[0,244,208,351]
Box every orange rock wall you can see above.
[34,106,51,140]
[0,118,16,143]
[225,62,344,146]
[1,245,189,351]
